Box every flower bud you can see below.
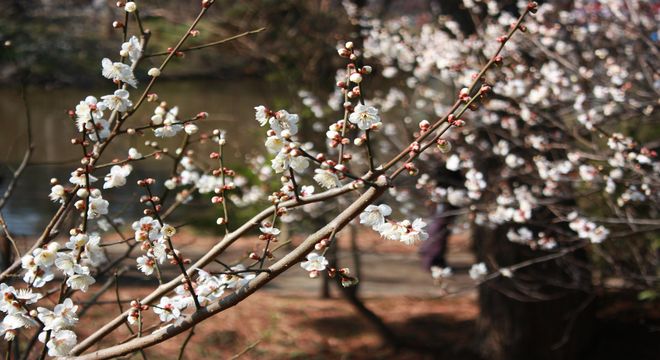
[147,68,161,77]
[124,2,137,12]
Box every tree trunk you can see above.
[474,224,595,360]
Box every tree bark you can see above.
[474,224,595,360]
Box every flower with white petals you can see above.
[359,204,392,228]
[128,147,143,159]
[300,253,328,278]
[269,110,299,137]
[375,221,406,241]
[69,170,97,187]
[220,265,255,289]
[66,266,95,292]
[121,36,142,64]
[132,216,161,242]
[349,104,381,130]
[469,263,488,280]
[136,255,156,275]
[153,296,182,322]
[43,329,77,357]
[431,266,452,279]
[313,169,340,189]
[87,194,109,219]
[49,184,66,203]
[400,218,428,245]
[101,89,133,112]
[101,58,137,87]
[255,105,271,126]
[103,164,132,189]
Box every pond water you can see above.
[0,79,278,235]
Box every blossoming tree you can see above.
[0,0,656,359]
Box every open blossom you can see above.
[1,313,37,341]
[55,253,76,276]
[49,184,66,203]
[255,105,271,126]
[101,58,137,87]
[154,109,183,137]
[259,224,281,236]
[69,170,97,187]
[271,150,309,173]
[103,164,132,189]
[132,216,161,242]
[269,110,299,137]
[348,104,381,130]
[153,296,182,322]
[75,96,106,132]
[120,35,142,64]
[84,233,107,266]
[33,242,60,267]
[313,169,340,189]
[37,298,78,332]
[128,147,143,159]
[265,135,285,153]
[220,265,256,289]
[359,204,392,228]
[399,219,429,245]
[300,253,328,277]
[376,221,406,241]
[431,266,453,280]
[42,329,77,357]
[101,89,133,112]
[21,255,54,288]
[469,262,488,280]
[136,255,156,275]
[568,212,610,244]
[87,194,109,219]
[66,266,95,292]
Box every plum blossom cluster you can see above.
[352,0,658,264]
[359,204,429,246]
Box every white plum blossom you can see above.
[37,298,78,332]
[313,169,340,189]
[132,216,161,242]
[101,58,137,87]
[469,263,488,280]
[375,221,406,241]
[568,213,610,244]
[120,36,142,64]
[269,110,299,137]
[87,193,109,219]
[66,266,96,292]
[128,147,143,159]
[255,105,271,126]
[153,106,183,138]
[101,89,133,112]
[220,265,256,289]
[153,296,182,322]
[431,266,452,279]
[136,255,156,275]
[49,184,66,203]
[300,253,328,278]
[359,204,392,228]
[103,164,132,189]
[69,170,97,187]
[399,219,429,245]
[74,96,106,132]
[349,104,381,130]
[42,329,77,357]
[33,242,60,268]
